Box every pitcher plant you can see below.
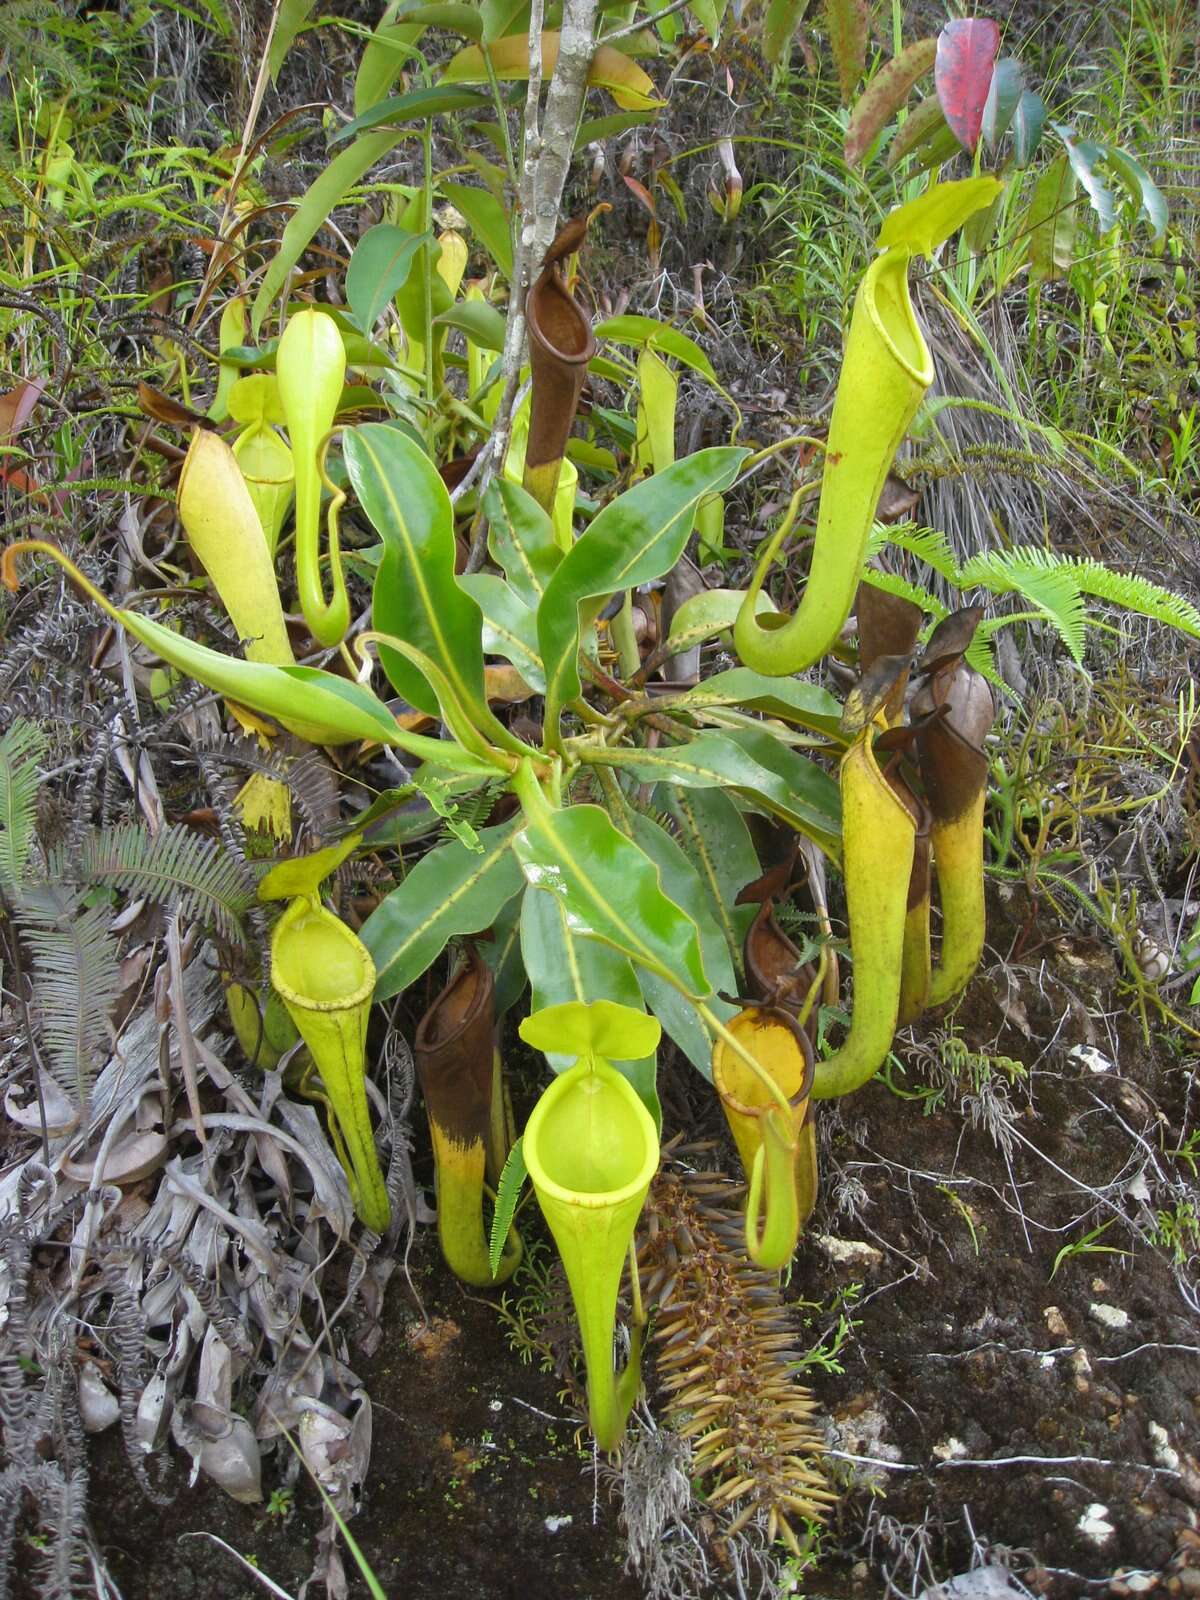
[520,1002,660,1453]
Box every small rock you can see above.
[933,1437,967,1461]
[1072,1349,1093,1378]
[1150,1422,1181,1471]
[543,1515,572,1533]
[851,1560,870,1583]
[1178,1572,1200,1597]
[1077,1503,1115,1544]
[815,1234,884,1272]
[1069,1044,1113,1074]
[1043,1305,1070,1339]
[1090,1302,1130,1331]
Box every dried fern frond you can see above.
[19,885,122,1111]
[0,718,46,893]
[639,1162,836,1555]
[52,823,257,944]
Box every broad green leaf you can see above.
[269,0,318,83]
[686,0,728,45]
[663,784,760,968]
[441,180,514,279]
[1101,144,1168,239]
[635,347,677,475]
[253,128,412,331]
[345,424,527,754]
[362,819,525,999]
[629,813,736,1077]
[762,0,811,67]
[671,667,843,739]
[480,884,527,1016]
[717,725,843,860]
[981,56,1023,149]
[1028,154,1078,289]
[537,447,747,735]
[458,573,545,691]
[519,887,660,1121]
[1012,88,1046,168]
[665,586,777,656]
[594,732,840,858]
[332,86,492,146]
[520,999,662,1062]
[483,478,563,609]
[595,314,720,388]
[480,0,529,42]
[393,2,482,37]
[441,34,664,111]
[512,777,710,998]
[434,300,507,352]
[488,1138,527,1277]
[574,111,654,149]
[844,37,937,168]
[1055,125,1116,235]
[345,224,426,332]
[354,20,426,114]
[876,175,1004,257]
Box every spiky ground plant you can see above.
[639,1149,837,1558]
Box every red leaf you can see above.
[935,18,1000,154]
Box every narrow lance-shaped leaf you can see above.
[844,37,937,167]
[826,0,869,104]
[440,34,664,111]
[346,224,427,332]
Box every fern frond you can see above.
[965,622,1011,694]
[1071,559,1200,640]
[54,824,257,944]
[0,719,46,893]
[20,886,122,1109]
[869,523,962,583]
[860,568,949,620]
[957,549,1087,663]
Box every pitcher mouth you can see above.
[524,1058,658,1211]
[271,901,375,1013]
[863,246,935,390]
[712,1006,813,1120]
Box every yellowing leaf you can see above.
[441,34,664,111]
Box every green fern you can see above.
[867,523,961,583]
[860,568,949,620]
[54,824,258,945]
[19,885,122,1110]
[0,719,45,893]
[956,549,1089,664]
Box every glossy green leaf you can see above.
[362,819,525,1000]
[628,813,736,1077]
[346,224,426,332]
[331,85,491,145]
[718,725,843,860]
[441,180,514,279]
[253,128,411,332]
[354,21,426,114]
[1055,125,1116,235]
[886,93,950,169]
[345,424,526,754]
[458,573,545,691]
[480,885,527,1016]
[670,667,844,738]
[434,300,507,352]
[762,0,811,67]
[268,0,318,83]
[394,2,482,37]
[1101,143,1168,239]
[480,0,530,43]
[1012,88,1046,168]
[483,478,563,610]
[519,888,660,1120]
[512,772,710,998]
[574,111,654,149]
[537,447,747,735]
[981,56,1023,149]
[594,314,720,388]
[663,784,760,968]
[664,586,776,656]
